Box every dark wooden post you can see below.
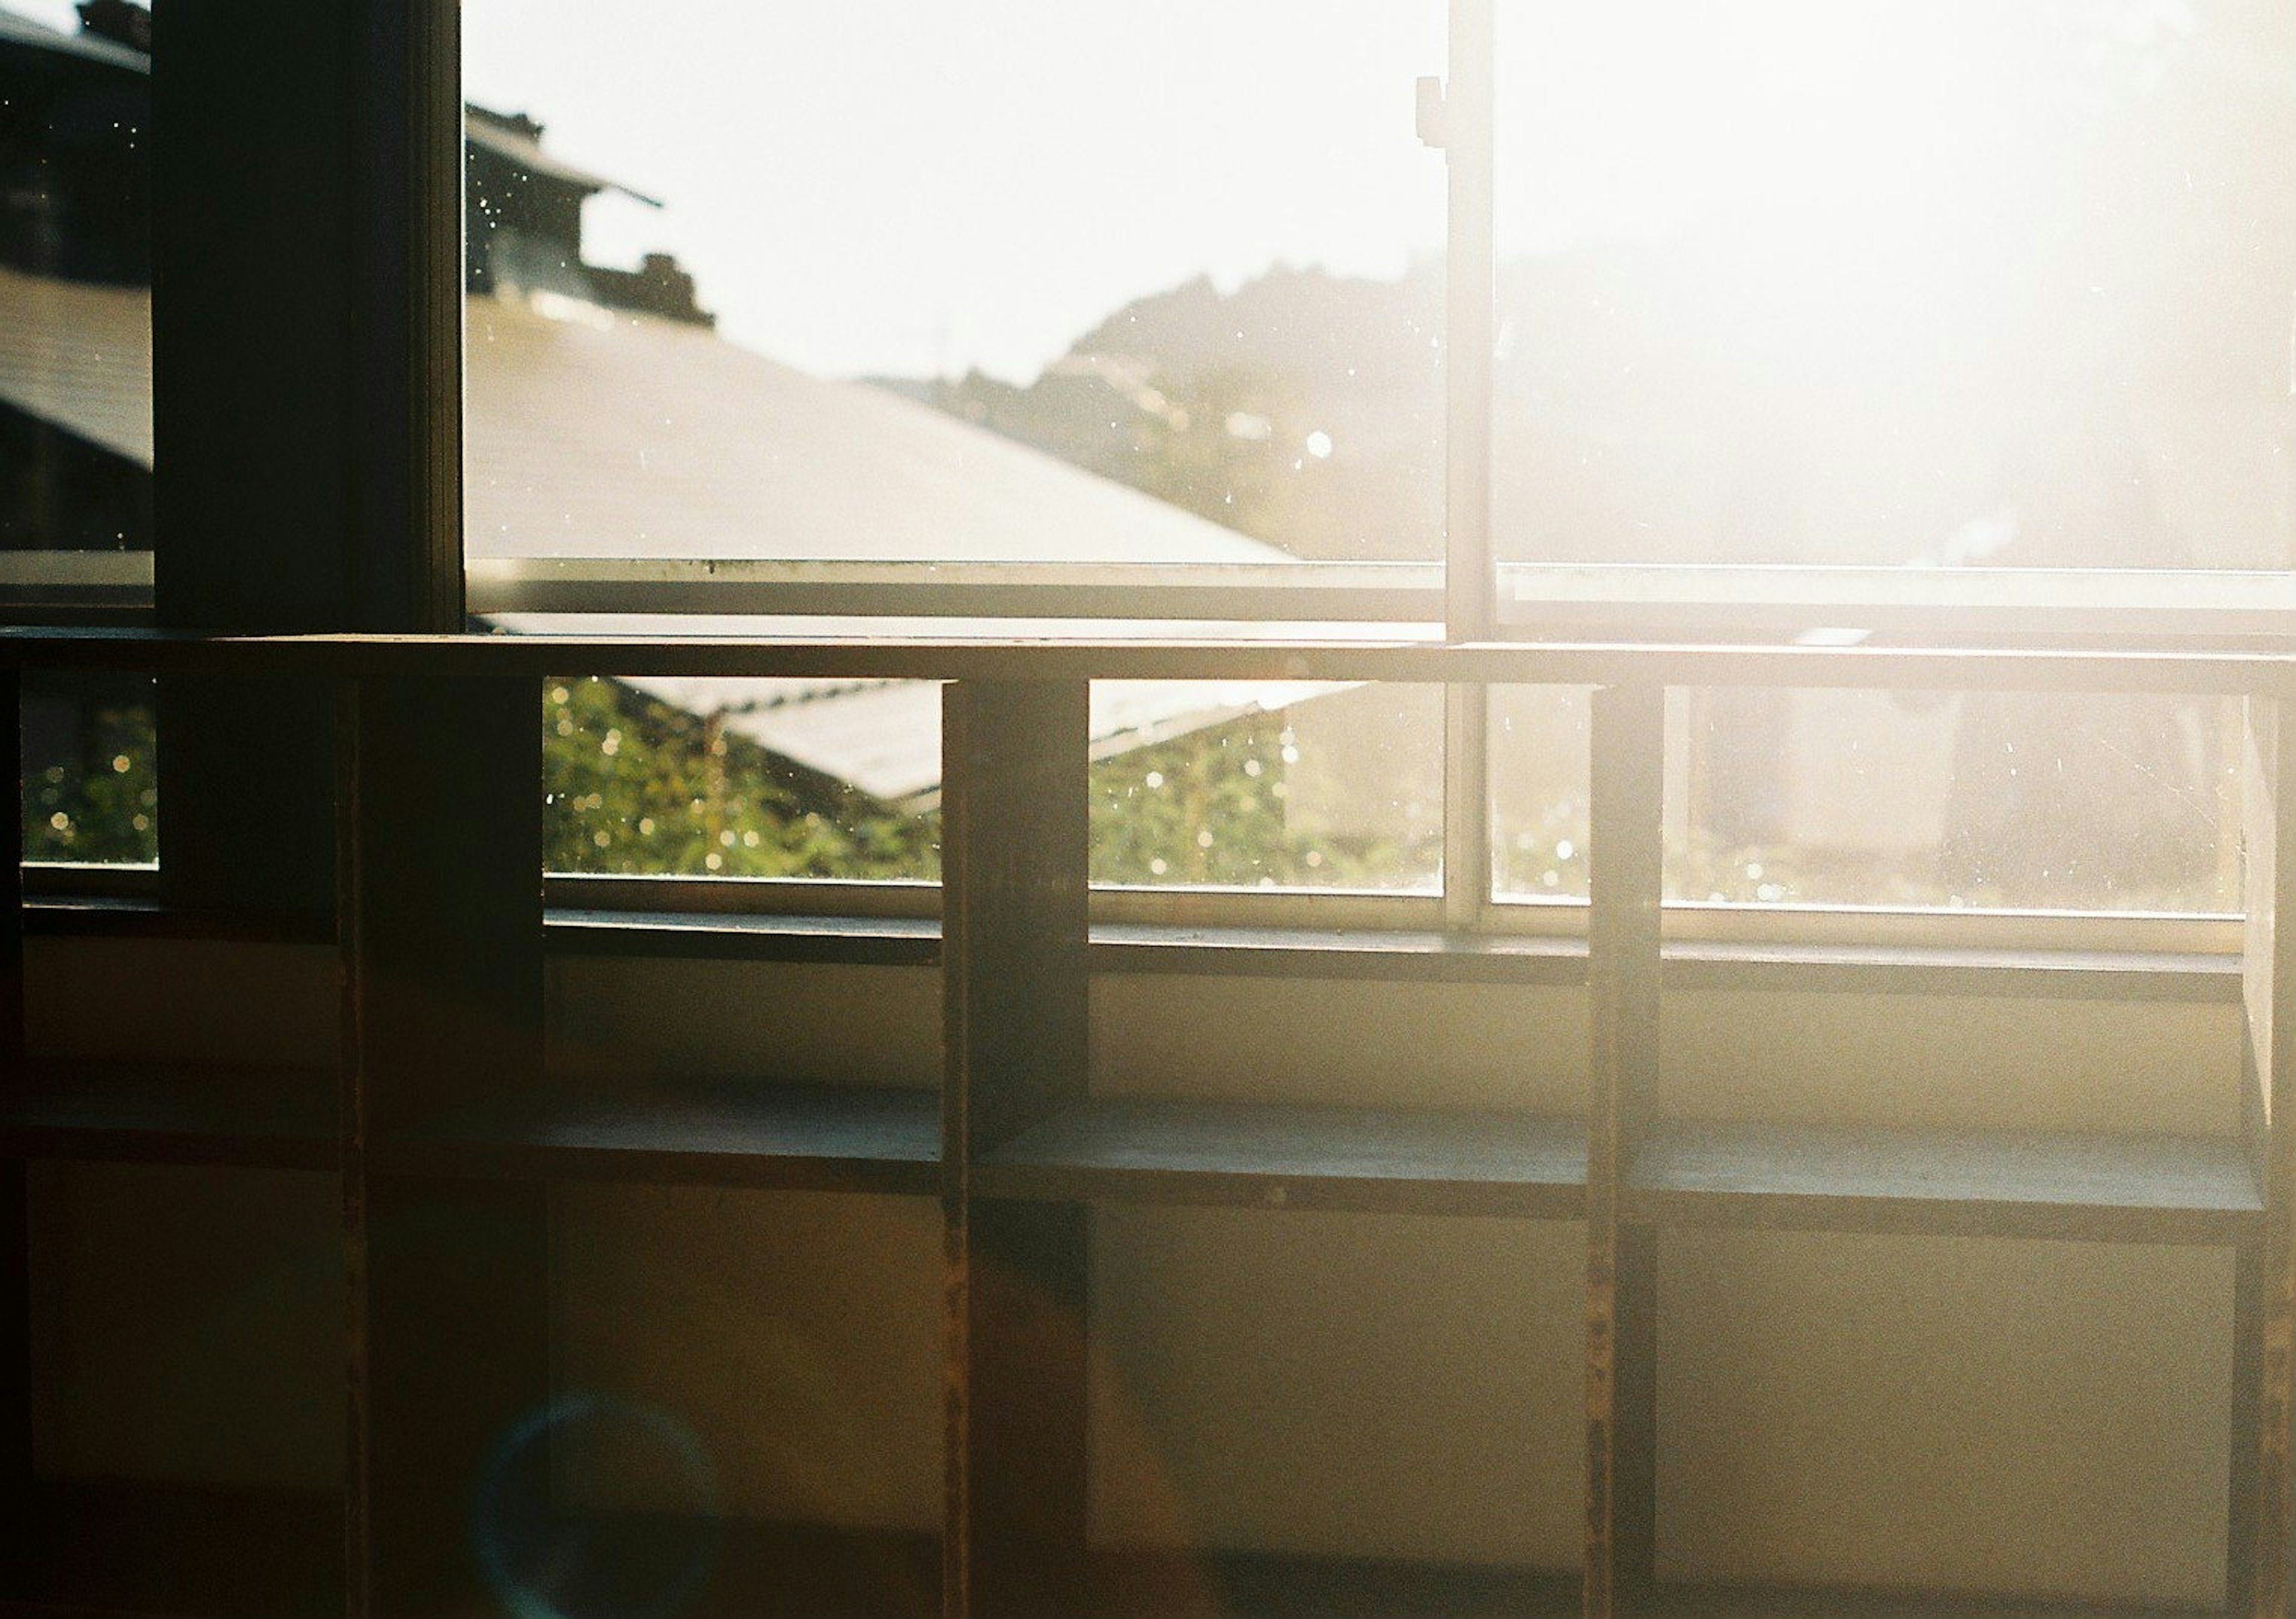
[149,3,469,1612]
[151,0,463,914]
[340,674,545,1619]
[0,668,28,1588]
[1586,682,1663,1618]
[942,679,1092,1619]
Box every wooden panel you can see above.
[1626,1120,2261,1246]
[23,898,335,946]
[152,0,462,637]
[340,676,547,1619]
[375,1080,938,1193]
[154,678,337,920]
[2,1480,343,1617]
[2232,1236,2265,1617]
[942,680,1091,1619]
[961,1198,1089,1619]
[0,1061,334,1170]
[942,681,1089,1156]
[1639,1580,2229,1617]
[360,1174,548,1619]
[977,1099,1584,1217]
[344,677,542,1133]
[1586,683,1665,1618]
[0,668,26,1569]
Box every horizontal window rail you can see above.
[5,627,2296,692]
[19,555,2296,642]
[0,551,155,620]
[468,556,1442,622]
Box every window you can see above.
[1,4,155,867]
[1,0,2281,928]
[445,0,2280,936]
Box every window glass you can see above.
[0,2,151,554]
[22,670,155,865]
[1665,688,2239,911]
[1492,0,2295,580]
[1488,685,1592,903]
[463,0,1446,573]
[543,676,939,880]
[2,7,155,865]
[1091,682,1442,892]
[472,2,1446,882]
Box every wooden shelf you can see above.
[976,1098,1585,1215]
[0,1061,334,1171]
[1624,1119,2262,1245]
[1639,1579,2219,1617]
[374,1080,940,1195]
[25,897,333,948]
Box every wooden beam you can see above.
[1587,683,1665,1618]
[150,0,463,921]
[340,676,546,1619]
[0,669,28,1578]
[151,0,463,636]
[943,680,1092,1619]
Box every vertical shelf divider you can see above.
[1586,682,1664,1619]
[0,667,27,1584]
[2234,692,2295,1619]
[943,678,1094,1619]
[341,673,546,1619]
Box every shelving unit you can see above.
[0,634,2286,1617]
[1584,683,2288,1619]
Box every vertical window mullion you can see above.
[1442,0,1498,928]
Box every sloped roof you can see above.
[0,269,1292,570]
[465,108,662,208]
[464,294,1285,564]
[0,267,149,462]
[0,269,1343,797]
[0,7,147,72]
[578,673,1342,806]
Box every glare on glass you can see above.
[1090,682,1443,892]
[1663,688,2240,912]
[1493,0,2292,573]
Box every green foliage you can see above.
[21,686,157,864]
[542,677,938,879]
[1089,710,1428,889]
[547,677,1422,890]
[14,676,1427,890]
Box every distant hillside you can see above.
[884,132,2296,574]
[873,264,1446,563]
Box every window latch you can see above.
[1415,76,1448,149]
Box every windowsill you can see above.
[22,895,2240,1000]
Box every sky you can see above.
[456,1,1452,381]
[14,0,2188,383]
